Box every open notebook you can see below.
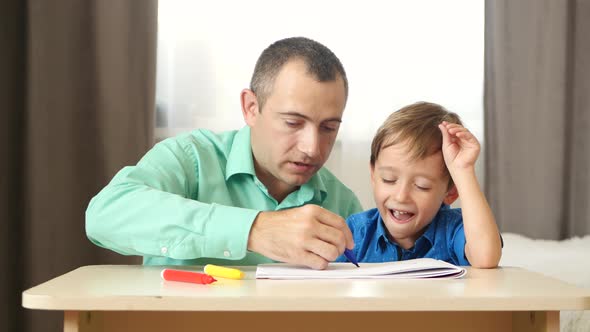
[256,258,466,279]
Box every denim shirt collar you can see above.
[376,204,450,251]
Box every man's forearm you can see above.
[86,181,258,260]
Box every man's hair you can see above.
[370,102,463,186]
[250,37,348,111]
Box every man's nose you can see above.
[298,128,320,158]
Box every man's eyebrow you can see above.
[277,111,342,123]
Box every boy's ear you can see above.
[443,185,459,205]
[241,89,259,126]
[369,161,376,186]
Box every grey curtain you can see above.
[485,0,590,239]
[1,1,157,331]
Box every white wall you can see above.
[156,0,485,209]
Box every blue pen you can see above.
[343,248,359,267]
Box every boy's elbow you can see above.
[472,260,499,269]
[466,243,502,268]
[470,251,502,269]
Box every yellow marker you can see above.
[204,264,244,280]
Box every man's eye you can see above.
[285,121,299,127]
[321,125,337,133]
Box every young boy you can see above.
[337,102,502,268]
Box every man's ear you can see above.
[443,185,459,205]
[241,89,259,126]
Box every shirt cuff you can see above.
[452,227,470,266]
[203,203,260,260]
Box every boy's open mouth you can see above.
[389,209,415,224]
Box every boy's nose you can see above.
[394,185,410,203]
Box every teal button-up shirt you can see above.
[86,126,362,266]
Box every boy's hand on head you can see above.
[438,121,480,173]
[439,121,501,268]
[247,205,354,270]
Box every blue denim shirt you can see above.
[336,205,470,266]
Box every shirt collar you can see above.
[376,204,449,248]
[376,213,390,246]
[419,203,451,244]
[299,171,328,203]
[225,126,328,202]
[225,126,256,180]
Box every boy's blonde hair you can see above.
[370,102,462,186]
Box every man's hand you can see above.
[438,121,480,173]
[247,204,354,270]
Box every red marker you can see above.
[161,269,217,285]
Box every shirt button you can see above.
[223,250,231,258]
[161,247,168,255]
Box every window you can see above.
[156,0,484,208]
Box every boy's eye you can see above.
[382,178,396,184]
[415,185,431,191]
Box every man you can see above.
[86,37,362,269]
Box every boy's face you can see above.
[370,143,457,249]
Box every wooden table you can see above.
[22,265,590,332]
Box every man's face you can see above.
[244,60,346,200]
[370,143,454,249]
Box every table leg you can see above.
[64,311,103,332]
[512,311,559,332]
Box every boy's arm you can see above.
[439,122,502,268]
